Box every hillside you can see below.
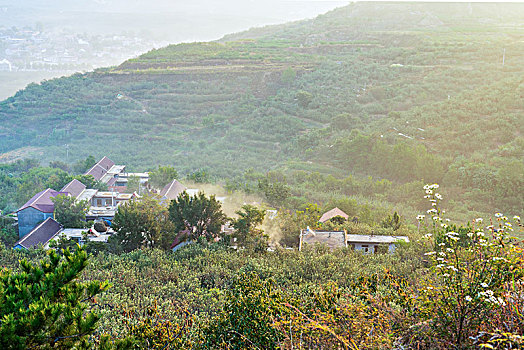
[0,2,522,216]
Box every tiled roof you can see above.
[319,207,349,223]
[17,189,68,213]
[97,156,115,170]
[85,165,106,181]
[300,229,347,249]
[346,234,410,244]
[85,156,115,181]
[160,180,186,200]
[14,218,62,249]
[61,179,86,198]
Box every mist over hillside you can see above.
[0,1,522,217]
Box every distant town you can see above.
[0,25,166,72]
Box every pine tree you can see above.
[0,246,110,349]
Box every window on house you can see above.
[96,199,102,207]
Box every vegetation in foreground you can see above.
[1,185,522,349]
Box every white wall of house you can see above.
[349,242,398,254]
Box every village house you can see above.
[16,189,67,237]
[160,179,187,201]
[13,217,112,250]
[15,156,140,241]
[299,227,409,254]
[14,217,62,249]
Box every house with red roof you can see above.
[16,189,67,238]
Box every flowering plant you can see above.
[411,185,523,348]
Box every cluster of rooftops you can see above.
[11,156,409,253]
[13,156,192,249]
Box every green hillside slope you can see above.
[0,2,522,215]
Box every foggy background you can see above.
[0,0,350,99]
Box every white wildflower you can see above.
[427,209,437,214]
[417,215,425,220]
[481,282,488,288]
[475,218,483,223]
[495,213,503,218]
[513,215,520,221]
[435,193,443,200]
[424,251,436,256]
[465,296,472,302]
[446,248,454,253]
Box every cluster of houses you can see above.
[299,207,409,254]
[12,156,409,254]
[13,156,191,250]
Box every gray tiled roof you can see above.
[85,156,115,180]
[61,179,86,198]
[160,180,186,200]
[17,189,68,213]
[14,217,62,249]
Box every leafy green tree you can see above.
[296,90,313,108]
[0,216,17,247]
[0,247,110,349]
[148,166,178,189]
[49,160,70,173]
[15,168,71,206]
[186,169,209,183]
[168,191,226,242]
[112,196,173,252]
[381,211,401,231]
[258,177,290,207]
[74,175,108,191]
[279,203,320,247]
[73,155,96,174]
[231,204,266,248]
[52,194,89,228]
[126,175,140,194]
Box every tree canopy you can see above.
[168,191,227,242]
[51,194,89,228]
[111,196,173,252]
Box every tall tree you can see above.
[52,194,89,228]
[168,191,226,242]
[126,175,141,194]
[148,166,178,189]
[111,196,173,252]
[73,155,96,174]
[231,204,266,247]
